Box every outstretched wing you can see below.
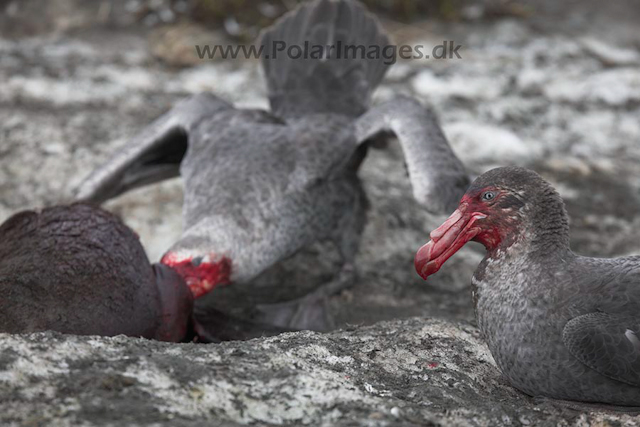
[354,96,469,213]
[563,312,640,387]
[74,93,232,204]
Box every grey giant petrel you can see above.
[416,167,640,406]
[76,0,469,331]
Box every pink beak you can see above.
[415,206,486,279]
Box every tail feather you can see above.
[260,0,391,118]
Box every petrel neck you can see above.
[527,185,571,255]
[486,186,572,261]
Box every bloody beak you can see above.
[160,252,232,299]
[414,206,486,279]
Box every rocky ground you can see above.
[1,0,640,425]
[4,319,640,426]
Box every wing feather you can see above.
[75,93,231,204]
[355,96,469,213]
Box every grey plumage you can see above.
[75,0,469,330]
[355,96,469,212]
[475,245,640,405]
[261,0,390,118]
[419,166,640,405]
[563,312,640,388]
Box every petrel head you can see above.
[161,250,232,299]
[414,166,570,279]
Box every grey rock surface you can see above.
[3,318,640,426]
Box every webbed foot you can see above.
[255,264,355,332]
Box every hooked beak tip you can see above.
[414,241,434,280]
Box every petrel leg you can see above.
[191,306,290,343]
[255,262,356,332]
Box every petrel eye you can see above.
[191,256,203,267]
[481,191,496,201]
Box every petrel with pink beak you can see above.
[416,166,640,406]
